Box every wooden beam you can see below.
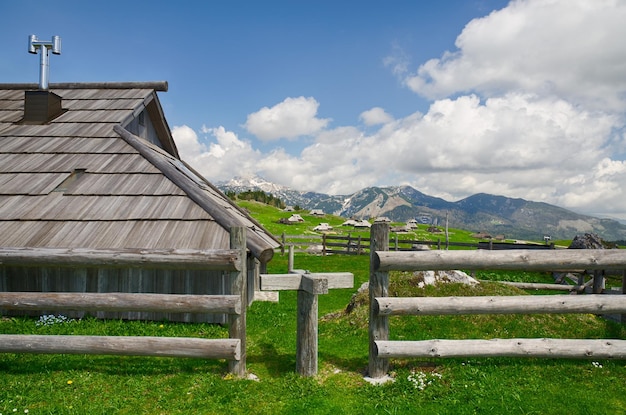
[375,295,626,316]
[0,292,241,315]
[0,247,241,271]
[483,280,585,292]
[0,335,240,360]
[375,339,626,359]
[375,249,626,272]
[114,125,276,263]
[260,273,353,293]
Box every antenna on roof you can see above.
[28,35,61,90]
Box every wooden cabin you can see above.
[0,82,280,323]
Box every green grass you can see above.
[2,203,626,414]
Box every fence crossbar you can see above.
[0,335,240,360]
[0,292,241,315]
[376,339,626,359]
[375,295,626,316]
[374,249,626,272]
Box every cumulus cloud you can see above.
[172,125,262,182]
[360,107,394,126]
[244,96,331,141]
[403,0,626,111]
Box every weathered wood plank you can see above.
[0,247,241,271]
[375,249,626,272]
[0,292,241,315]
[484,280,585,291]
[0,335,239,360]
[260,273,353,292]
[376,339,626,359]
[375,295,626,316]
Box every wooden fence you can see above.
[0,227,248,377]
[277,232,553,256]
[368,223,626,378]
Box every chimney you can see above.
[23,90,64,124]
[23,35,64,124]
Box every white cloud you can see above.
[360,107,394,126]
[244,96,331,141]
[172,125,261,182]
[403,0,626,111]
[171,125,205,156]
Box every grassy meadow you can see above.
[1,201,625,414]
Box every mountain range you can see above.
[217,176,626,241]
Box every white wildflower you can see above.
[407,370,442,391]
[36,314,75,326]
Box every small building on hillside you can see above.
[309,209,325,217]
[341,219,371,228]
[0,81,280,323]
[313,223,333,232]
[287,214,305,223]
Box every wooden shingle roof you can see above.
[0,82,279,262]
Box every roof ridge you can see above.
[0,82,168,91]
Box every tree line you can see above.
[226,190,286,209]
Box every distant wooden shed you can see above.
[0,82,280,323]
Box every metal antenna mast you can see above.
[28,35,62,90]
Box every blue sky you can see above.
[2,0,626,221]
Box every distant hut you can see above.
[287,214,305,223]
[353,219,372,228]
[0,82,280,323]
[313,223,333,231]
[309,209,324,217]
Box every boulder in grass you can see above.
[412,270,479,288]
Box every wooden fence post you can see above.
[622,270,626,324]
[593,270,604,294]
[296,283,319,376]
[347,233,352,254]
[281,232,285,256]
[229,227,247,377]
[369,223,389,378]
[288,245,295,272]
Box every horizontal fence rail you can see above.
[0,247,242,271]
[0,292,241,315]
[375,339,626,359]
[0,335,240,360]
[375,295,626,316]
[374,249,626,272]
